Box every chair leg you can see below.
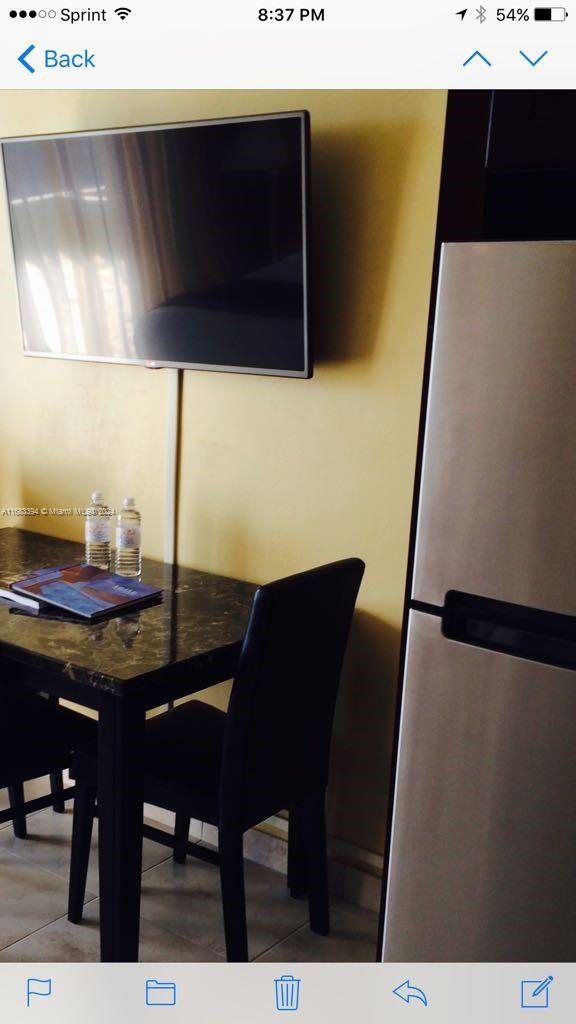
[8,782,27,839]
[306,791,330,936]
[46,696,65,813]
[68,785,97,924]
[288,807,308,898]
[219,828,248,962]
[173,815,190,864]
[50,771,66,814]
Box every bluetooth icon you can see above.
[475,4,487,20]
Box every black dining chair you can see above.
[8,694,72,838]
[68,558,365,961]
[0,689,96,836]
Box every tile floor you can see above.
[0,784,378,963]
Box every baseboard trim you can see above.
[62,774,381,913]
[256,815,383,913]
[142,806,382,914]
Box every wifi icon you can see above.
[115,6,131,18]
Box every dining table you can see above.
[0,526,257,962]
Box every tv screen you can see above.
[2,111,311,378]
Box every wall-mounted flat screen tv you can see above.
[2,111,311,378]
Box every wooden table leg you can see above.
[97,693,145,962]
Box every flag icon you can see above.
[26,978,52,1006]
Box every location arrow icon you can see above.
[393,980,428,1006]
[456,8,468,17]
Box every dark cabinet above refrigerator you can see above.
[487,91,576,171]
[438,91,576,243]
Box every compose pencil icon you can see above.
[532,977,554,998]
[521,976,554,1009]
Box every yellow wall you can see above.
[0,90,446,855]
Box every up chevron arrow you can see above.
[463,49,492,66]
[519,49,548,66]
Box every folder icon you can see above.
[145,980,177,1006]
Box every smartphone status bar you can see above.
[0,0,574,88]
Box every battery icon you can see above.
[534,6,568,17]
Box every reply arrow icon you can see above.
[393,980,428,1006]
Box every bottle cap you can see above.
[123,497,136,508]
[91,491,104,503]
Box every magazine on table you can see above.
[7,563,162,620]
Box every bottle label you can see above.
[86,519,110,544]
[116,525,141,550]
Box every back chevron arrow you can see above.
[17,43,35,73]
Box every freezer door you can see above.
[382,610,576,962]
[413,240,576,616]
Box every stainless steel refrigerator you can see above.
[380,240,576,962]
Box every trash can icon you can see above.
[275,975,301,1011]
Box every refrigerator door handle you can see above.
[442,590,576,671]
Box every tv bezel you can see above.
[1,110,312,379]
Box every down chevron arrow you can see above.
[519,49,548,66]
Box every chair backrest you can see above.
[220,558,365,828]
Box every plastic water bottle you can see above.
[115,498,142,577]
[85,491,111,569]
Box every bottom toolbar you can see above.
[1,963,574,1022]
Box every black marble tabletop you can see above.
[0,528,257,694]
